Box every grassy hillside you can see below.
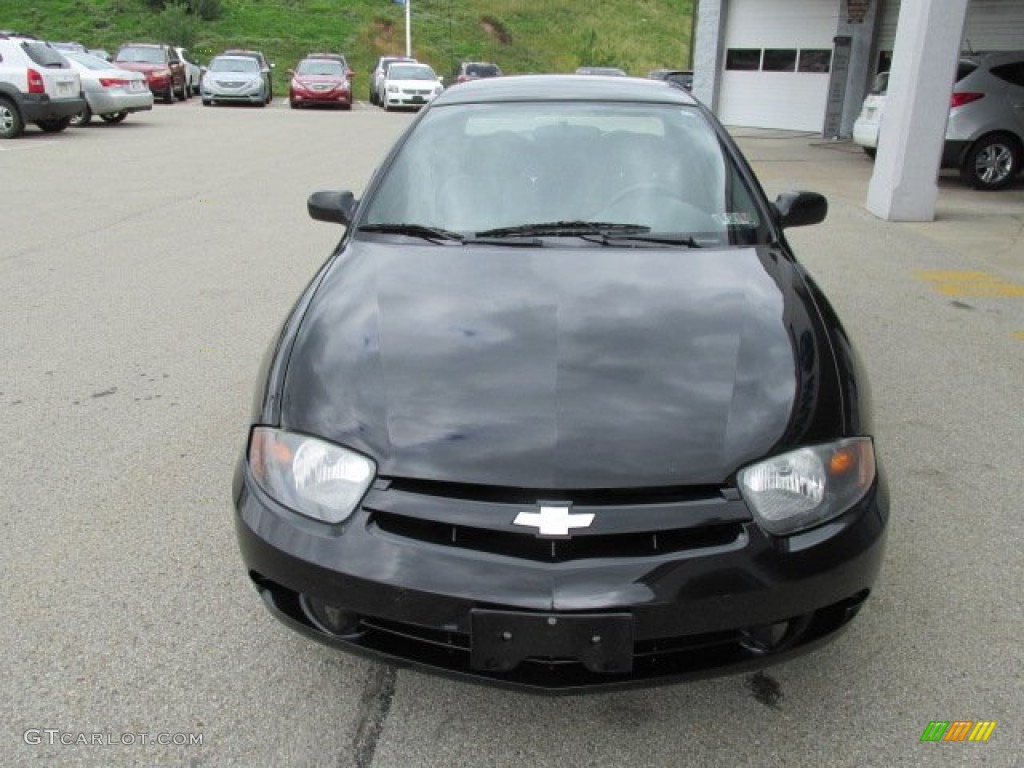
[1,0,693,92]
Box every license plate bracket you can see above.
[471,610,633,675]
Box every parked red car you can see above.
[114,43,187,104]
[289,54,353,109]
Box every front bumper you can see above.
[202,82,265,103]
[234,464,888,692]
[384,91,436,109]
[290,87,352,107]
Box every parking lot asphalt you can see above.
[1,99,1021,767]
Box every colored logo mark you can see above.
[920,721,996,742]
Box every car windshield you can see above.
[210,57,259,73]
[117,46,164,64]
[361,102,766,245]
[389,64,435,80]
[297,59,344,76]
[466,64,500,77]
[63,50,115,70]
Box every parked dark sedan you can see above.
[233,75,888,692]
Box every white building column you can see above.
[692,0,728,113]
[866,0,969,222]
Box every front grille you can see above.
[371,510,743,562]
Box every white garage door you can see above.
[877,0,1024,70]
[717,0,840,131]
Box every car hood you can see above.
[280,242,839,488]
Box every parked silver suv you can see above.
[943,51,1024,190]
[0,35,84,138]
[854,51,1024,190]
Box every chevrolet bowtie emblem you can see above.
[513,503,594,537]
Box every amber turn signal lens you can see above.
[829,448,856,474]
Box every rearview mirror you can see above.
[308,190,357,226]
[772,191,827,229]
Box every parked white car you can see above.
[852,72,888,158]
[61,50,153,126]
[175,47,201,95]
[381,62,443,111]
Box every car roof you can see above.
[388,62,433,73]
[432,74,698,107]
[961,50,1024,66]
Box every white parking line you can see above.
[0,141,56,152]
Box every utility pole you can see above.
[405,0,412,57]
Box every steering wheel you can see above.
[602,182,684,211]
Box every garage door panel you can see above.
[718,72,831,131]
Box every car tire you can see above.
[36,116,73,133]
[100,111,128,124]
[960,133,1021,191]
[202,98,211,106]
[163,88,175,104]
[70,103,92,127]
[177,79,188,101]
[289,100,298,109]
[862,147,876,160]
[0,97,25,139]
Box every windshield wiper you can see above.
[475,221,652,238]
[590,233,706,248]
[359,223,465,243]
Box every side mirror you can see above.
[346,70,354,80]
[438,75,445,85]
[772,191,827,229]
[308,190,357,226]
[270,62,276,69]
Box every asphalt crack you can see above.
[350,663,397,768]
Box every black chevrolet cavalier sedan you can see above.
[233,75,888,692]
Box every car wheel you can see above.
[163,87,175,104]
[960,133,1020,191]
[0,97,24,139]
[289,100,298,109]
[100,111,128,124]
[862,147,876,160]
[177,79,188,101]
[36,116,73,133]
[202,98,211,106]
[70,103,92,127]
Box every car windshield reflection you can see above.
[361,103,766,245]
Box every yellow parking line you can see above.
[1012,331,1024,341]
[916,270,1024,297]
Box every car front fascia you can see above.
[233,453,887,692]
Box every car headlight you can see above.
[737,438,876,536]
[248,427,376,524]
